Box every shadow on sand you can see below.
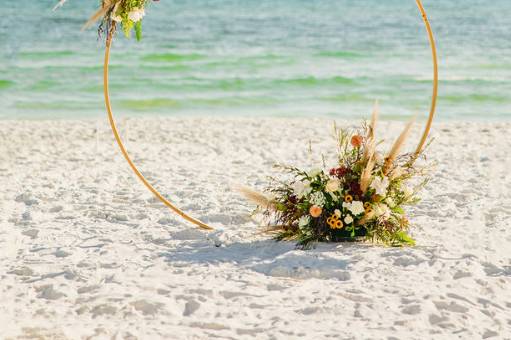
[158,239,370,280]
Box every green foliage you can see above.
[101,0,149,40]
[135,21,142,41]
[393,231,416,246]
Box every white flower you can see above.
[298,215,311,228]
[292,180,310,198]
[374,152,384,165]
[390,166,405,180]
[325,179,340,193]
[349,201,365,215]
[309,192,326,207]
[385,197,396,208]
[308,168,322,177]
[370,176,389,196]
[374,203,391,219]
[128,7,145,22]
[111,13,122,22]
[328,192,339,202]
[402,186,413,198]
[342,201,365,216]
[344,215,354,225]
[334,209,341,217]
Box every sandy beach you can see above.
[1,117,510,339]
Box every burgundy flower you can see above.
[329,168,337,176]
[350,182,362,196]
[335,167,348,177]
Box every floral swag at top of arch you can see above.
[56,0,438,248]
[54,0,157,40]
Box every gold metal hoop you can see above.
[103,34,213,230]
[102,0,437,230]
[415,0,439,155]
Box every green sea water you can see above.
[1,0,510,120]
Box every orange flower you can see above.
[309,205,322,218]
[351,135,364,148]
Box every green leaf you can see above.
[275,203,287,211]
[392,206,405,214]
[135,21,142,41]
[394,231,415,246]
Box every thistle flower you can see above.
[309,192,326,207]
[298,215,311,228]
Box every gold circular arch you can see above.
[414,0,439,155]
[103,36,213,230]
[102,0,438,230]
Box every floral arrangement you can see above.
[57,0,158,40]
[241,108,431,248]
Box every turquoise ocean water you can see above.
[1,0,510,120]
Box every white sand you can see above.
[1,118,510,339]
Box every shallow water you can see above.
[1,0,510,120]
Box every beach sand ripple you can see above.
[1,118,510,339]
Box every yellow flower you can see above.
[364,202,371,209]
[335,220,343,229]
[344,194,353,203]
[327,214,343,230]
[327,216,335,227]
[327,213,343,229]
[364,207,374,218]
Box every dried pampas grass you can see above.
[360,101,378,193]
[383,117,415,175]
[82,0,119,30]
[236,186,274,210]
[363,101,379,163]
[360,155,376,194]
